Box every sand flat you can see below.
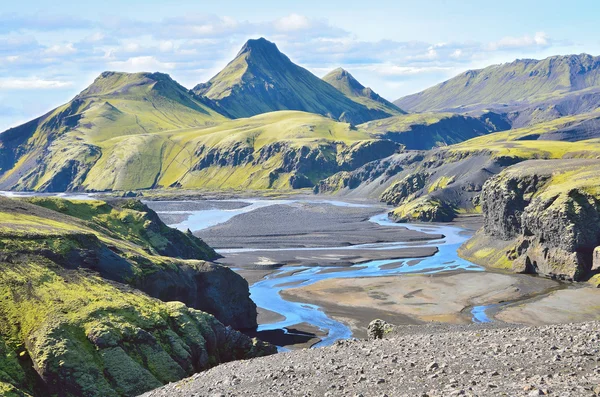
[497,288,600,324]
[281,272,559,334]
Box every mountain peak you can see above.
[77,71,176,99]
[192,38,401,123]
[323,67,405,115]
[237,37,281,58]
[323,68,366,93]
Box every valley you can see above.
[2,30,600,396]
[146,197,600,349]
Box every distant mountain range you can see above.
[1,38,600,193]
[395,54,600,127]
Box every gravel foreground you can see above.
[142,322,600,397]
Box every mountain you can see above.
[322,68,405,116]
[0,71,227,191]
[193,38,396,124]
[395,54,600,113]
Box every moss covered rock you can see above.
[461,159,600,281]
[0,197,276,396]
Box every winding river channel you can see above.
[160,198,489,347]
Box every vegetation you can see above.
[395,54,600,112]
[358,112,505,150]
[192,38,396,124]
[0,197,274,396]
[322,68,405,116]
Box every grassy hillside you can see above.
[322,68,405,116]
[395,54,600,113]
[0,197,274,396]
[0,71,227,192]
[0,106,400,192]
[193,38,396,125]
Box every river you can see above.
[156,198,491,347]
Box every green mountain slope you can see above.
[193,38,396,124]
[395,54,600,113]
[0,71,227,191]
[322,68,405,116]
[0,196,275,396]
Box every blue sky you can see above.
[1,0,599,131]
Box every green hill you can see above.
[0,196,274,396]
[193,38,396,124]
[395,54,600,113]
[0,71,227,191]
[322,68,405,116]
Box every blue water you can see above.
[159,198,487,346]
[471,305,493,323]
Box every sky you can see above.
[1,0,599,131]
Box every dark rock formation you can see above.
[464,159,600,281]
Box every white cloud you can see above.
[159,41,175,52]
[108,56,176,72]
[84,32,105,43]
[121,42,142,53]
[488,32,550,50]
[44,43,76,56]
[359,63,453,76]
[450,49,463,59]
[274,14,311,32]
[0,77,73,89]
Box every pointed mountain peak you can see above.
[323,67,405,115]
[323,68,366,93]
[237,37,283,59]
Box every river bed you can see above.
[151,198,498,347]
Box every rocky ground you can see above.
[143,321,600,397]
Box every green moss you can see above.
[390,196,456,222]
[428,175,455,193]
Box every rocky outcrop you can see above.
[314,152,421,194]
[0,197,275,396]
[381,172,429,206]
[7,197,256,329]
[389,197,456,223]
[462,159,600,281]
[1,260,275,397]
[367,319,394,340]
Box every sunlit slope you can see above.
[322,68,405,116]
[84,111,398,191]
[0,71,227,191]
[395,54,600,113]
[447,110,600,159]
[383,112,600,223]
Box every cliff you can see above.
[459,159,600,281]
[0,197,275,396]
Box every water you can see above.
[0,191,98,200]
[157,198,485,346]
